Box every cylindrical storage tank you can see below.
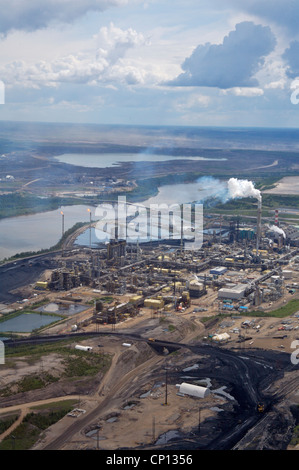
[75,345,92,351]
[176,382,210,398]
[144,299,164,309]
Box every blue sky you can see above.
[0,0,299,128]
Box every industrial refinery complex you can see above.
[31,197,299,327]
[2,82,299,457]
[1,184,299,452]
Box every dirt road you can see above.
[0,396,79,442]
[39,350,166,450]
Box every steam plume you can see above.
[267,224,286,239]
[227,178,261,202]
[194,176,261,206]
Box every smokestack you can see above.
[61,211,65,257]
[158,211,161,240]
[275,209,279,226]
[256,197,262,255]
[61,211,64,238]
[226,178,262,255]
[87,208,92,252]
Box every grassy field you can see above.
[0,400,77,450]
[3,339,112,375]
[0,338,113,449]
[0,414,19,435]
[202,299,299,324]
[249,299,299,318]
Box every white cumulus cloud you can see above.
[221,87,264,97]
[0,23,148,88]
[168,21,276,89]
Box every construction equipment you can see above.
[257,403,265,413]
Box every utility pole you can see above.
[165,368,168,405]
[111,309,116,331]
[198,408,201,433]
[97,429,100,450]
[164,367,169,406]
[152,416,156,442]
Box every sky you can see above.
[0,0,299,128]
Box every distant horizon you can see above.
[1,118,299,132]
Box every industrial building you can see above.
[218,284,249,300]
[107,240,127,260]
[144,298,164,309]
[210,266,227,276]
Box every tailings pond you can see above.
[0,312,61,334]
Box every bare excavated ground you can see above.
[1,307,299,451]
[264,176,299,195]
[32,344,225,451]
[0,315,211,449]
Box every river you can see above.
[0,179,215,259]
[0,204,95,260]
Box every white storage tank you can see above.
[176,382,210,398]
[75,345,92,352]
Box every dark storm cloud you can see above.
[168,22,276,89]
[0,0,128,35]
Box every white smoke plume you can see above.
[227,178,261,202]
[267,224,286,239]
[194,176,261,206]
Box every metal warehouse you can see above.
[218,283,248,300]
[210,266,228,276]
